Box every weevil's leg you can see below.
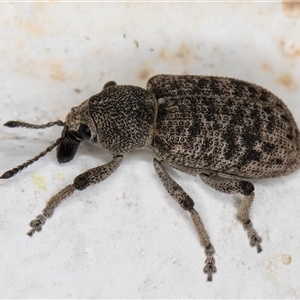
[27,155,123,236]
[154,158,216,282]
[199,174,262,253]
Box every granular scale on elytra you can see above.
[2,75,300,282]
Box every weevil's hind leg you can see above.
[28,155,123,236]
[199,174,262,253]
[154,159,216,282]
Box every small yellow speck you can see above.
[57,172,65,181]
[31,172,47,191]
[281,254,292,265]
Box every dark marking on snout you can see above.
[56,131,81,163]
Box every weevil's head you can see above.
[56,99,98,163]
[57,82,157,163]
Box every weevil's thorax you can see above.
[89,85,157,155]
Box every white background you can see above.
[0,2,300,298]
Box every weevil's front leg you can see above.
[27,155,123,236]
[154,158,216,282]
[199,174,262,253]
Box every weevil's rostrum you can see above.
[2,75,300,282]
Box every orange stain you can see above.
[277,73,297,91]
[261,62,272,71]
[282,0,300,18]
[44,61,67,82]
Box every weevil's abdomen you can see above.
[148,75,300,179]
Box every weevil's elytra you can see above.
[1,74,300,282]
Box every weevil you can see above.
[1,75,300,281]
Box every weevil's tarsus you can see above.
[153,158,217,281]
[204,252,217,282]
[4,120,64,129]
[27,184,76,236]
[27,155,123,236]
[0,136,64,179]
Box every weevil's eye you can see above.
[79,124,91,140]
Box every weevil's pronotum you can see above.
[1,75,300,281]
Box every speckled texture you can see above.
[149,75,300,178]
[90,85,156,154]
[0,2,300,299]
[7,73,298,281]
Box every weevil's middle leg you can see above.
[153,158,216,282]
[28,155,123,236]
[199,174,262,253]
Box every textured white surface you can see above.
[0,2,300,298]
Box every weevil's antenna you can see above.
[1,120,66,179]
[0,136,64,179]
[4,120,64,129]
[0,137,64,179]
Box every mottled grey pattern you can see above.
[89,85,156,154]
[147,75,300,179]
[146,75,300,280]
[2,75,300,282]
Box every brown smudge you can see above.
[13,57,81,83]
[280,40,300,58]
[276,73,298,91]
[158,43,194,65]
[139,68,150,80]
[282,0,300,18]
[23,20,45,36]
[45,61,67,82]
[261,62,272,71]
[159,49,167,61]
[176,44,191,59]
[19,3,48,36]
[281,253,292,265]
[17,40,24,50]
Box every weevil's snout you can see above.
[57,98,95,163]
[56,128,81,163]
